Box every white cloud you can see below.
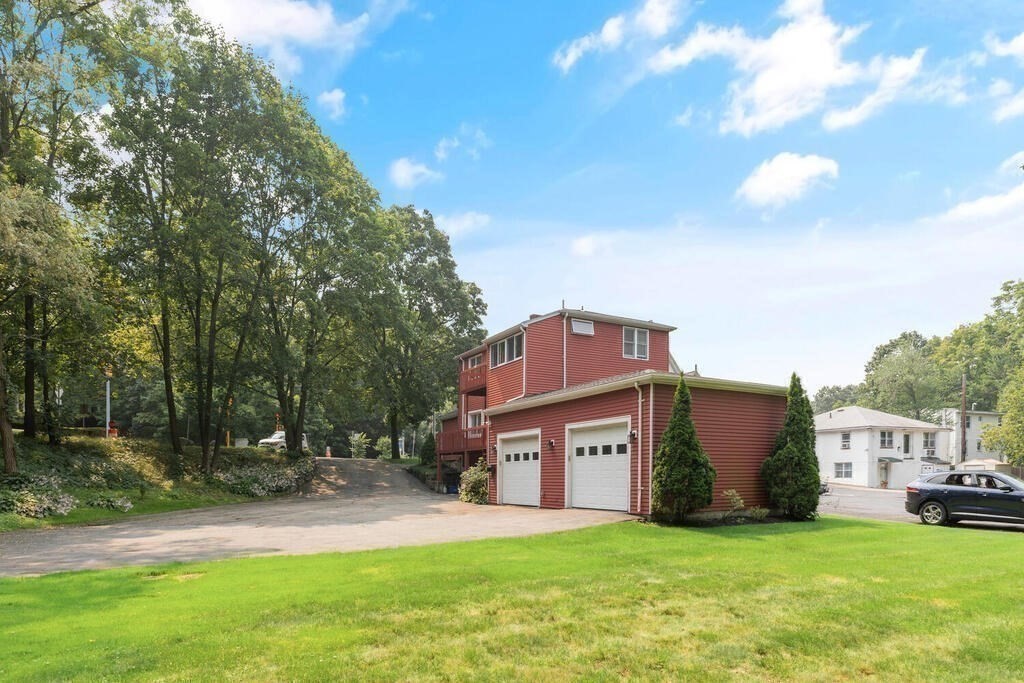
[188,0,409,74]
[388,157,443,190]
[434,124,492,162]
[316,88,346,119]
[999,150,1024,175]
[553,0,686,73]
[647,0,933,135]
[988,78,1014,98]
[672,105,694,126]
[436,211,491,238]
[986,31,1024,64]
[823,49,925,130]
[937,180,1024,224]
[994,87,1024,122]
[736,152,838,208]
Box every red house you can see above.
[436,309,787,515]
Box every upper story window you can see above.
[840,433,851,449]
[623,327,649,360]
[467,411,483,428]
[490,332,523,368]
[879,431,893,449]
[466,354,483,368]
[966,415,971,429]
[570,318,594,336]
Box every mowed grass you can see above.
[2,518,1023,681]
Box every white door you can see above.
[500,435,540,506]
[570,423,630,511]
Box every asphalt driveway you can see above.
[0,459,629,577]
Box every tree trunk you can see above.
[39,300,58,445]
[157,296,183,476]
[0,329,17,474]
[389,409,400,459]
[23,293,36,437]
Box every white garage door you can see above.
[570,423,629,511]
[500,435,540,506]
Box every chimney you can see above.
[528,313,540,319]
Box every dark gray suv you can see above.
[906,470,1024,526]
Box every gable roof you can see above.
[458,308,677,359]
[814,406,950,432]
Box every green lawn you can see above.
[2,518,1022,681]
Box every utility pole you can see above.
[960,372,967,465]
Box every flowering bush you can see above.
[214,457,316,497]
[0,489,77,518]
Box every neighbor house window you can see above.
[966,415,971,428]
[840,433,851,449]
[489,333,523,367]
[835,462,853,478]
[623,327,649,360]
[570,318,594,336]
[880,431,893,449]
[923,433,936,450]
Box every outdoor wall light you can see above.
[630,430,638,441]
[547,439,555,448]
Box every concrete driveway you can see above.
[0,459,630,577]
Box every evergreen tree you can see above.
[652,377,716,523]
[420,431,437,467]
[761,373,820,520]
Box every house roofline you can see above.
[484,370,786,417]
[816,425,952,433]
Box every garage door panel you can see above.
[500,435,540,506]
[571,424,629,511]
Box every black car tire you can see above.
[919,500,948,526]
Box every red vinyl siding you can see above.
[652,384,785,512]
[487,380,785,514]
[566,320,669,386]
[525,315,565,396]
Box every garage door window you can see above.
[616,443,628,454]
[588,446,598,456]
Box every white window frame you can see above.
[879,431,893,449]
[489,332,523,368]
[840,433,851,450]
[623,327,649,360]
[466,354,483,368]
[570,318,594,336]
[835,462,853,478]
[466,411,484,429]
[923,432,936,450]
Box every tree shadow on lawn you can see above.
[664,515,888,541]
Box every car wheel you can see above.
[919,500,948,526]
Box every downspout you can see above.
[635,382,643,513]
[649,382,654,514]
[511,324,529,401]
[562,312,568,389]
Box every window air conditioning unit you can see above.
[925,449,935,457]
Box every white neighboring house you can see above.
[937,408,1006,464]
[815,406,952,489]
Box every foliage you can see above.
[651,376,716,523]
[762,373,820,521]
[811,384,862,414]
[458,458,489,504]
[419,431,436,466]
[212,456,315,497]
[721,489,744,522]
[374,436,392,458]
[860,333,952,421]
[85,494,134,512]
[348,432,369,459]
[982,365,1024,463]
[749,506,770,522]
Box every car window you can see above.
[977,475,1002,489]
[942,473,974,486]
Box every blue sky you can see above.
[190,0,1024,392]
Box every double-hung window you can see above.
[879,431,894,449]
[840,433,851,449]
[835,462,853,478]
[467,412,483,429]
[489,333,523,368]
[923,433,936,450]
[623,327,649,360]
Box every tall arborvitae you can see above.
[761,372,820,520]
[652,376,716,524]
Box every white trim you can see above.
[635,383,643,513]
[562,312,568,389]
[622,326,649,360]
[570,318,595,336]
[648,381,654,516]
[496,428,541,507]
[485,371,787,417]
[564,415,631,511]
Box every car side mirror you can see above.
[999,486,1015,492]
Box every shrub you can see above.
[213,456,316,497]
[86,495,134,512]
[0,474,78,518]
[749,506,770,522]
[761,373,820,520]
[349,432,369,459]
[459,459,489,505]
[375,436,392,459]
[721,489,744,522]
[652,377,716,523]
[419,432,436,467]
